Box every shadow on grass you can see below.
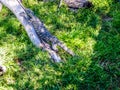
[80,1,120,90]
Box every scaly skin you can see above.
[11,0,74,62]
[25,9,74,55]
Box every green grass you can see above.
[0,0,120,89]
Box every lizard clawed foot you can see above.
[39,38,74,62]
[24,8,75,62]
[39,40,61,62]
